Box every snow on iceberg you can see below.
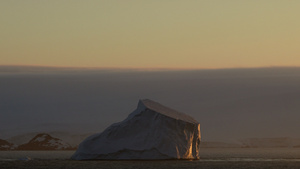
[71,99,201,160]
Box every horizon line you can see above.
[1,64,300,72]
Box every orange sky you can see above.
[1,0,300,69]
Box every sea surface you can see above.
[1,148,300,169]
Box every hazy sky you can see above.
[1,67,300,141]
[1,0,300,69]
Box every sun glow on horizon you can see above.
[1,0,300,68]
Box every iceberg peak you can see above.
[138,99,198,124]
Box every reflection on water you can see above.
[200,148,300,160]
[1,148,300,161]
[0,151,74,161]
[1,148,300,169]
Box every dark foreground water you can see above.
[1,148,300,169]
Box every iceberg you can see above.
[72,99,201,160]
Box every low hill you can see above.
[240,137,300,148]
[201,141,241,148]
[17,133,75,150]
[0,139,14,150]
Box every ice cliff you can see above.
[71,99,201,160]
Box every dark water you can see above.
[1,148,300,169]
